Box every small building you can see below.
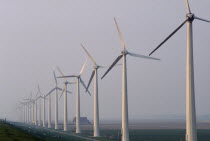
[72,117,91,125]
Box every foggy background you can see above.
[0,0,210,122]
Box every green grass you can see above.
[0,120,42,141]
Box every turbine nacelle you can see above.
[94,65,100,69]
[149,0,210,56]
[121,50,128,55]
[187,13,195,21]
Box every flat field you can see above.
[88,129,210,141]
[0,121,42,141]
[5,121,210,141]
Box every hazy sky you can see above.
[0,0,210,121]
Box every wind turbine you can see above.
[41,94,47,127]
[27,102,30,123]
[45,80,65,129]
[32,93,38,125]
[25,91,39,125]
[16,104,23,122]
[34,95,42,126]
[37,85,42,126]
[56,67,74,131]
[28,93,33,123]
[53,71,59,130]
[24,92,35,124]
[19,102,26,123]
[58,58,90,134]
[37,85,48,127]
[81,44,106,137]
[23,96,31,123]
[149,1,210,141]
[34,96,39,126]
[101,18,159,141]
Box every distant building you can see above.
[72,117,91,125]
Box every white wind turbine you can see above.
[34,95,42,126]
[41,94,48,127]
[149,1,210,141]
[23,101,29,123]
[37,85,48,127]
[44,84,63,128]
[32,93,38,125]
[16,104,23,122]
[19,102,26,123]
[23,94,32,123]
[25,91,39,125]
[57,67,74,131]
[53,71,59,129]
[27,102,31,123]
[46,71,63,129]
[34,96,40,126]
[81,44,106,137]
[31,88,42,126]
[28,93,33,123]
[24,93,35,124]
[58,58,90,134]
[37,85,42,126]
[101,18,159,141]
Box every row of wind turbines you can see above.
[18,0,209,141]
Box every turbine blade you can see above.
[86,70,95,92]
[34,91,39,100]
[99,63,122,68]
[81,44,97,65]
[194,16,210,23]
[80,78,91,96]
[184,0,191,13]
[57,66,65,76]
[35,96,41,101]
[67,81,77,84]
[114,18,126,51]
[53,71,58,85]
[66,90,72,94]
[59,85,66,99]
[46,88,56,97]
[128,52,160,60]
[30,92,32,99]
[57,87,63,91]
[57,75,76,78]
[101,55,123,79]
[149,18,188,56]
[56,66,67,81]
[23,99,31,100]
[79,58,88,75]
[58,86,72,95]
[38,84,41,95]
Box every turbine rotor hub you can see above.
[121,50,128,55]
[187,13,195,22]
[94,65,99,69]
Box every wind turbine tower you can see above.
[149,1,210,141]
[101,18,159,141]
[58,58,90,133]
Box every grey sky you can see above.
[0,0,210,121]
